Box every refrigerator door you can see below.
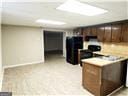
[66,36,83,64]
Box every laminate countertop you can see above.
[82,51,128,67]
[82,57,127,67]
[93,51,128,58]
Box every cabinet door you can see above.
[111,24,121,42]
[97,25,105,42]
[91,27,97,36]
[83,27,91,40]
[104,25,112,42]
[82,63,101,96]
[84,27,91,35]
[78,28,83,35]
[121,23,128,42]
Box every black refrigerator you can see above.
[66,36,83,65]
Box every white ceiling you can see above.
[1,0,128,29]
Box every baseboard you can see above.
[0,68,4,91]
[3,60,44,69]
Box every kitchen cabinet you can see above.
[82,58,127,96]
[82,63,101,95]
[83,27,91,40]
[121,23,128,42]
[111,24,121,42]
[83,27,91,35]
[83,27,97,36]
[104,24,112,42]
[83,24,112,42]
[91,27,97,36]
[97,25,105,42]
[83,27,97,40]
[74,20,128,43]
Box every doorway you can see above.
[44,31,63,61]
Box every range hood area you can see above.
[85,36,97,41]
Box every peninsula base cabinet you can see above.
[82,60,127,96]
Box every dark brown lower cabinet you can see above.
[82,60,127,96]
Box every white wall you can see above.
[2,25,44,67]
[0,3,3,90]
[127,0,128,19]
[0,26,2,90]
[63,30,73,57]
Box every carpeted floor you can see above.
[2,53,128,96]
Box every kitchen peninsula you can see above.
[82,53,128,96]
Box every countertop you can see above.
[82,51,128,67]
[93,51,128,58]
[82,57,127,67]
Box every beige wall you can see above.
[127,1,128,19]
[63,30,73,57]
[0,2,3,90]
[0,24,2,74]
[2,25,44,67]
[0,25,2,90]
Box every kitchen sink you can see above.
[97,55,123,61]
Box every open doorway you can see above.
[44,31,63,61]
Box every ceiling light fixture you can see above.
[56,0,108,16]
[36,19,66,25]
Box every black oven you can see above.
[80,45,101,66]
[80,50,93,66]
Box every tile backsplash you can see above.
[84,42,128,56]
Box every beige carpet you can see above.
[2,53,128,96]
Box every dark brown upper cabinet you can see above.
[91,27,97,36]
[121,23,128,42]
[83,27,98,40]
[97,25,105,42]
[73,20,128,43]
[83,27,91,40]
[83,27,91,35]
[111,24,121,42]
[104,24,112,42]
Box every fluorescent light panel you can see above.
[36,19,66,25]
[56,0,108,16]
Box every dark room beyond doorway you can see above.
[44,31,63,60]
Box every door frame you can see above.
[42,29,65,62]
